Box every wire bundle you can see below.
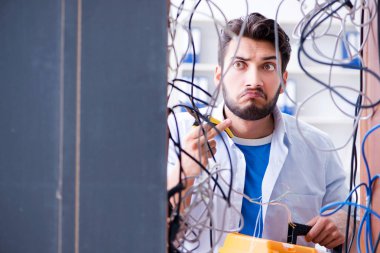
[167,0,380,252]
[167,1,248,251]
[292,1,380,252]
[167,1,288,251]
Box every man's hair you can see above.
[219,12,291,73]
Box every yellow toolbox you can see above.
[219,233,318,253]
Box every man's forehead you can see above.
[225,37,276,59]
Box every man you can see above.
[167,12,348,252]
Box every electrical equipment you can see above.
[219,233,318,253]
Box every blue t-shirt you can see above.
[234,134,272,238]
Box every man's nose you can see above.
[245,67,263,87]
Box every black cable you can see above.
[173,78,213,98]
[167,104,236,251]
[168,1,236,247]
[367,173,380,251]
[345,123,357,252]
[167,107,216,193]
[360,3,380,243]
[345,94,360,253]
[344,6,366,252]
[209,218,214,249]
[174,0,185,21]
[170,104,234,203]
[167,108,186,253]
[173,1,216,164]
[167,106,231,252]
[298,0,380,109]
[168,133,228,199]
[297,2,380,252]
[187,0,203,129]
[209,168,221,249]
[374,232,380,253]
[168,82,211,106]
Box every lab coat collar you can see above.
[261,106,290,226]
[272,106,291,145]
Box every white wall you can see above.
[171,0,304,22]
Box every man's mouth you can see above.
[240,89,266,100]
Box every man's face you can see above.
[215,37,288,120]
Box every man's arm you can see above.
[167,118,232,207]
[305,210,347,249]
[304,134,352,250]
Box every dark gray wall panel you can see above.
[0,1,61,252]
[79,0,167,252]
[0,0,167,252]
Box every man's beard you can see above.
[223,85,281,121]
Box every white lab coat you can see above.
[167,105,347,253]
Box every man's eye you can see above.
[233,61,245,70]
[263,63,275,71]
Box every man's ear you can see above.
[280,70,288,94]
[214,65,222,87]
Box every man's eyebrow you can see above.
[231,56,250,61]
[230,55,277,61]
[261,55,277,61]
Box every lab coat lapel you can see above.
[261,108,289,225]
